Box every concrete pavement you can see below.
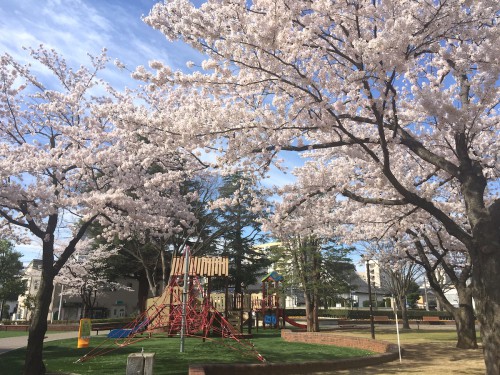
[0,331,81,355]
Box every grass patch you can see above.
[1,330,372,374]
[343,327,479,345]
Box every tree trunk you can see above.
[472,245,500,374]
[399,296,410,329]
[304,292,319,332]
[312,300,319,332]
[303,292,319,332]
[312,252,320,332]
[160,246,168,294]
[452,304,477,349]
[23,270,54,375]
[137,271,149,313]
[424,271,477,349]
[234,213,243,294]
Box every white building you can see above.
[15,259,140,322]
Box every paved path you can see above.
[0,331,81,355]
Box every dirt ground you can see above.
[330,341,485,375]
[310,322,486,375]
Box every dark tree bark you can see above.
[137,270,150,313]
[22,217,96,375]
[471,233,500,372]
[304,292,319,332]
[293,237,321,332]
[24,237,56,375]
[453,288,477,349]
[24,270,54,374]
[398,296,410,330]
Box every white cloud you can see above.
[0,0,204,90]
[16,243,42,265]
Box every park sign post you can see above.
[77,318,91,348]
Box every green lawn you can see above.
[1,330,373,374]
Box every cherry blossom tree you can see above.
[55,242,125,318]
[363,241,422,330]
[139,1,499,371]
[405,227,477,348]
[0,47,197,375]
[269,163,478,347]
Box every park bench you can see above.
[91,321,128,335]
[422,316,443,325]
[373,315,391,323]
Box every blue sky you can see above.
[1,0,301,263]
[0,0,205,88]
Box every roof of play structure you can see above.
[171,256,229,277]
[261,270,284,282]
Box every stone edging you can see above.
[188,329,401,375]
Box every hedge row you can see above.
[284,308,454,320]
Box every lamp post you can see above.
[180,246,190,353]
[366,260,375,339]
[58,284,64,321]
[423,275,429,311]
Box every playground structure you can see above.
[77,249,307,364]
[77,250,265,363]
[260,271,307,330]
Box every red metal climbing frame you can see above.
[77,249,265,363]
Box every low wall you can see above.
[47,324,79,331]
[0,324,79,332]
[281,329,397,353]
[188,329,400,375]
[0,324,29,331]
[337,319,456,326]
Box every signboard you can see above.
[77,318,91,348]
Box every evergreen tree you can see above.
[216,174,269,293]
[318,242,356,309]
[272,237,355,331]
[0,240,25,320]
[406,280,421,309]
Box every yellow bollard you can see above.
[77,318,91,348]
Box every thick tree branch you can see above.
[53,214,100,274]
[342,190,408,205]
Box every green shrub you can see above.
[283,309,306,317]
[283,308,453,320]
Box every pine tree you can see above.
[0,240,25,320]
[216,174,269,292]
